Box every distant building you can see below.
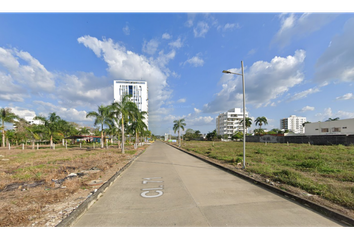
[113,80,148,129]
[305,118,354,135]
[216,108,248,138]
[280,115,306,134]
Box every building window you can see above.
[129,85,133,96]
[321,128,329,133]
[342,127,347,129]
[332,127,341,132]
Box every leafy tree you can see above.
[183,128,195,140]
[232,131,243,140]
[302,121,311,127]
[86,105,111,148]
[206,129,217,141]
[254,128,265,136]
[34,112,61,147]
[194,130,201,138]
[1,108,19,147]
[173,118,186,147]
[326,118,339,122]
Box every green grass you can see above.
[180,141,354,209]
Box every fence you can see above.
[246,134,354,145]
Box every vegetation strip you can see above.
[166,143,354,227]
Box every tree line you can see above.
[0,94,152,153]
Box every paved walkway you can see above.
[73,141,342,227]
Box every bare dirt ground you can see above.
[0,144,149,227]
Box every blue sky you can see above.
[1,3,354,136]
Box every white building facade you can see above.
[305,119,354,135]
[216,108,248,138]
[113,80,149,129]
[280,115,306,134]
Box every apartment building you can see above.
[216,108,248,138]
[113,80,149,129]
[280,115,306,134]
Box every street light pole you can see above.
[222,61,246,169]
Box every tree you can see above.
[326,118,339,122]
[131,111,148,148]
[1,108,19,147]
[240,117,252,135]
[206,129,217,141]
[86,105,111,148]
[184,128,195,140]
[302,121,311,127]
[254,128,265,136]
[34,112,61,147]
[109,94,139,154]
[255,116,268,135]
[194,130,201,138]
[173,118,186,147]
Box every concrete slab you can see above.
[73,141,342,227]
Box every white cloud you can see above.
[142,39,159,55]
[299,106,315,112]
[314,18,354,85]
[162,33,171,39]
[336,93,354,100]
[56,72,113,108]
[123,24,130,35]
[77,35,174,131]
[315,107,354,121]
[194,108,201,114]
[10,107,36,118]
[177,98,186,103]
[203,50,306,113]
[183,54,204,67]
[248,49,257,55]
[194,21,209,38]
[217,23,240,31]
[0,47,55,93]
[287,87,320,102]
[34,100,90,123]
[273,13,338,48]
[168,37,183,49]
[186,116,214,127]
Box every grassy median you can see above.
[178,141,354,211]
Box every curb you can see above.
[166,143,354,227]
[56,148,146,227]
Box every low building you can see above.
[305,118,354,135]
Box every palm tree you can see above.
[255,116,268,135]
[173,118,186,147]
[1,108,19,147]
[240,117,252,135]
[86,105,111,148]
[109,94,139,154]
[34,112,61,148]
[131,111,148,148]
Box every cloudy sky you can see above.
[1,2,354,135]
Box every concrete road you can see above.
[73,141,342,227]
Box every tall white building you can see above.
[113,80,148,129]
[216,108,248,138]
[280,115,306,134]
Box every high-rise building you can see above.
[280,115,306,134]
[113,80,148,129]
[216,108,248,138]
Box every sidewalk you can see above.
[73,141,342,227]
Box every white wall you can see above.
[305,119,354,135]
